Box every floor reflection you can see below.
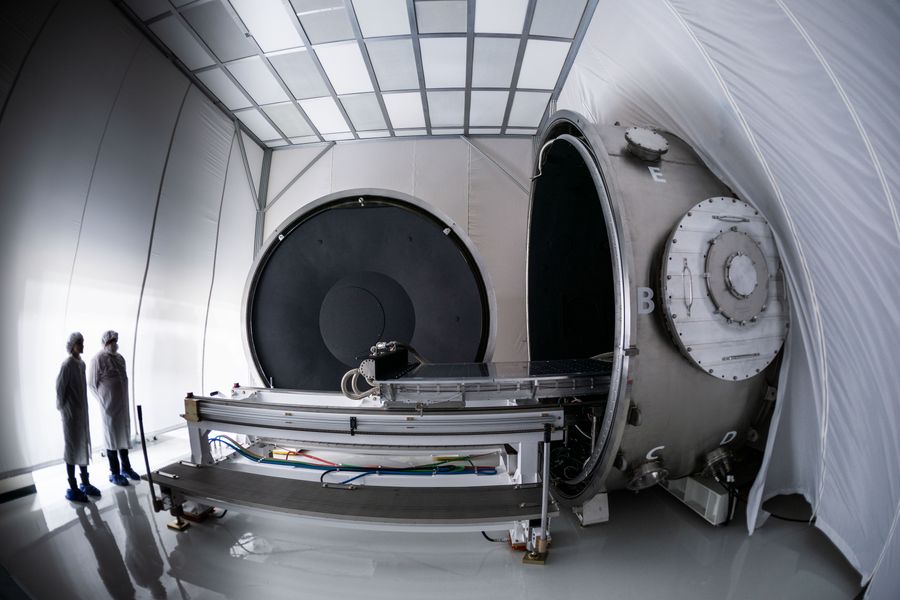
[115,488,166,599]
[76,501,136,600]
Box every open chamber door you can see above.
[528,112,787,503]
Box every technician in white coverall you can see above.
[89,330,139,486]
[57,332,100,502]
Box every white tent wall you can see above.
[263,137,533,362]
[557,1,899,596]
[0,0,261,477]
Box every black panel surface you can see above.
[156,462,550,523]
[249,197,489,391]
[528,141,615,360]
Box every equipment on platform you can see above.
[151,117,786,558]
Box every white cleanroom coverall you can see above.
[56,356,91,465]
[89,349,132,450]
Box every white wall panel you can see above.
[262,137,532,362]
[0,1,57,111]
[0,0,142,473]
[133,87,234,434]
[203,132,257,394]
[65,41,189,453]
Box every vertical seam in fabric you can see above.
[62,41,142,333]
[200,130,237,396]
[131,84,191,429]
[0,0,62,127]
[774,0,900,530]
[774,0,900,245]
[466,141,471,234]
[661,0,831,516]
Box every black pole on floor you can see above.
[137,405,162,512]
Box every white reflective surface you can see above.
[0,432,861,600]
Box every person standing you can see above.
[89,330,139,486]
[56,332,100,502]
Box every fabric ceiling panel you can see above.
[339,93,386,130]
[420,37,467,88]
[529,0,586,38]
[149,15,215,70]
[472,37,519,88]
[427,90,465,127]
[300,96,350,133]
[383,92,425,129]
[203,133,256,394]
[517,39,570,89]
[314,41,374,94]
[196,67,252,110]
[268,49,330,99]
[415,0,467,34]
[474,0,527,34]
[234,107,282,140]
[229,0,305,53]
[0,0,142,472]
[65,42,189,447]
[352,0,410,38]
[181,0,256,62]
[507,90,550,127]
[291,0,355,44]
[133,87,234,434]
[123,0,170,21]
[262,102,314,137]
[225,56,289,105]
[366,38,419,91]
[469,90,508,126]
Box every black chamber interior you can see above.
[249,197,490,391]
[528,139,616,360]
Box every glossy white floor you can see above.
[0,430,861,600]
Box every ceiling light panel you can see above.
[427,91,464,127]
[225,56,289,105]
[469,90,508,126]
[229,0,305,53]
[339,94,387,131]
[508,91,550,127]
[323,132,355,140]
[383,92,425,129]
[352,0,410,37]
[432,128,464,135]
[415,1,467,34]
[530,0,586,38]
[149,16,215,70]
[124,0,169,21]
[291,0,355,44]
[262,102,315,137]
[314,41,374,94]
[266,140,289,147]
[474,0,527,34]
[267,49,330,99]
[366,39,419,91]
[181,1,256,62]
[357,130,389,139]
[516,39,570,89]
[234,108,282,140]
[472,37,518,87]
[395,129,427,136]
[420,37,467,88]
[300,96,351,133]
[196,67,252,109]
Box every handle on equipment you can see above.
[682,258,693,318]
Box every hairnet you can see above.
[66,332,84,353]
[101,330,119,346]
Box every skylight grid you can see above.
[124,0,595,146]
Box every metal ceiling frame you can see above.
[116,0,596,148]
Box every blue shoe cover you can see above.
[79,483,101,497]
[109,473,130,486]
[121,468,141,481]
[65,488,89,503]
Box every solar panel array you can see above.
[123,0,592,147]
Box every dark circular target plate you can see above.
[246,195,492,391]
